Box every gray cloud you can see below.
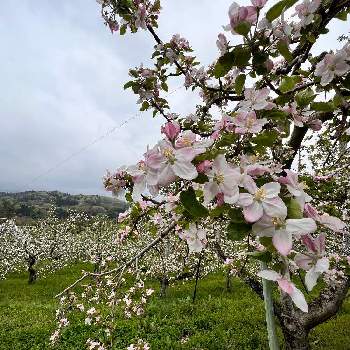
[0,0,347,195]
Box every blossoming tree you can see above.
[55,0,350,349]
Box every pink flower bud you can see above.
[216,192,225,206]
[229,3,257,29]
[196,160,212,173]
[161,121,180,141]
[304,203,320,220]
[308,119,322,131]
[251,0,268,8]
[264,58,274,72]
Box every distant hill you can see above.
[0,191,126,223]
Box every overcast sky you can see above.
[0,1,348,195]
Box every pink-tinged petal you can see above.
[176,147,197,162]
[213,154,227,170]
[314,257,329,274]
[273,229,293,256]
[305,266,320,291]
[132,180,146,201]
[244,201,264,222]
[262,197,287,218]
[246,164,270,176]
[290,285,308,312]
[235,127,248,134]
[319,214,346,232]
[252,215,275,237]
[161,121,180,141]
[172,160,198,180]
[294,253,313,270]
[238,193,254,206]
[314,233,325,254]
[301,234,317,253]
[262,182,281,198]
[204,182,219,204]
[304,203,320,220]
[196,160,212,174]
[224,189,239,204]
[286,184,303,197]
[158,165,176,186]
[242,175,258,194]
[286,218,317,235]
[277,278,294,294]
[257,269,280,281]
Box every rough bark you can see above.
[27,254,37,284]
[159,275,169,297]
[275,277,350,350]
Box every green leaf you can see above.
[252,130,279,147]
[247,251,272,263]
[161,81,168,92]
[180,187,209,218]
[235,74,246,95]
[140,101,149,111]
[123,81,134,90]
[227,222,251,241]
[213,52,235,78]
[295,87,316,108]
[260,109,288,120]
[336,10,348,21]
[277,40,293,62]
[266,0,297,22]
[120,24,127,35]
[228,208,245,223]
[279,76,301,93]
[233,46,251,68]
[287,198,303,219]
[259,237,275,251]
[234,21,251,36]
[310,101,334,112]
[210,204,230,218]
[193,173,209,184]
[266,1,286,22]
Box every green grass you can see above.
[0,266,349,349]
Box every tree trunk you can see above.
[280,322,310,350]
[159,276,169,297]
[275,277,350,350]
[226,270,232,291]
[28,255,37,284]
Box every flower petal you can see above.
[273,229,293,256]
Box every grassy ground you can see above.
[0,265,349,350]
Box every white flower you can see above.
[238,182,287,223]
[180,223,207,253]
[239,88,273,111]
[258,269,308,312]
[315,52,350,86]
[203,155,240,204]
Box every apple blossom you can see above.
[216,33,229,55]
[238,182,287,222]
[258,270,308,312]
[314,52,350,86]
[253,215,317,256]
[239,88,274,111]
[233,111,267,134]
[161,121,181,141]
[251,0,267,8]
[278,170,312,209]
[179,223,207,253]
[294,0,321,27]
[304,204,346,232]
[203,154,240,205]
[225,2,257,32]
[295,234,329,291]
